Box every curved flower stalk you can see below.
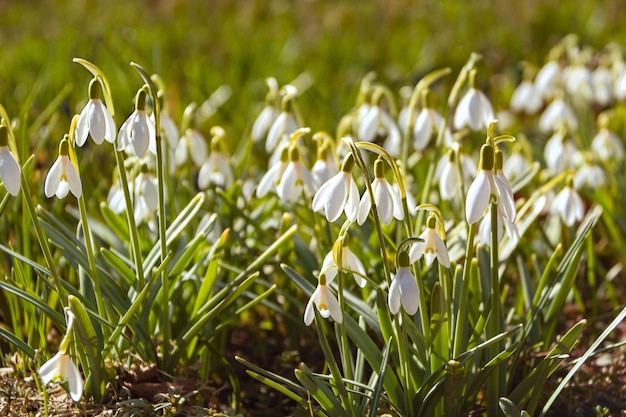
[117,87,156,158]
[551,177,585,226]
[321,235,367,288]
[304,272,342,326]
[38,309,83,402]
[388,251,420,315]
[410,212,450,268]
[198,126,233,190]
[356,157,403,225]
[312,153,359,223]
[44,137,82,199]
[0,123,20,196]
[76,78,116,146]
[453,69,494,131]
[276,129,316,203]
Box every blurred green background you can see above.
[1,0,626,141]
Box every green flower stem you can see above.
[452,222,477,358]
[335,238,354,407]
[19,157,67,303]
[487,200,502,417]
[77,194,106,326]
[112,146,145,288]
[131,62,169,362]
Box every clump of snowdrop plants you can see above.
[0,36,624,417]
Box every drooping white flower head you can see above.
[551,178,585,226]
[454,70,494,131]
[304,273,342,326]
[410,213,450,268]
[544,128,578,174]
[591,116,624,162]
[276,137,316,203]
[133,170,158,230]
[358,98,401,157]
[0,124,21,196]
[538,96,577,133]
[44,137,82,199]
[465,144,499,224]
[312,153,359,223]
[388,251,420,315]
[413,106,452,151]
[117,88,156,158]
[510,79,542,115]
[76,78,116,146]
[175,128,208,168]
[573,157,606,190]
[311,142,338,186]
[321,236,367,288]
[436,146,477,202]
[266,90,299,154]
[534,60,562,100]
[563,63,593,102]
[198,127,233,190]
[591,65,614,106]
[357,158,403,225]
[38,309,83,402]
[256,146,289,198]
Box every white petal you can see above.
[266,112,288,152]
[304,287,319,325]
[399,268,420,315]
[413,109,432,151]
[174,138,188,167]
[257,162,283,197]
[88,100,106,144]
[63,158,83,199]
[495,174,516,221]
[382,112,401,156]
[276,163,297,202]
[63,357,83,402]
[313,174,343,221]
[55,181,70,199]
[117,116,132,152]
[38,352,63,384]
[44,158,62,198]
[252,106,277,142]
[0,149,21,196]
[409,241,426,263]
[189,130,208,167]
[103,106,116,144]
[344,176,359,222]
[374,180,394,225]
[75,105,90,147]
[389,184,404,220]
[346,251,366,287]
[356,191,372,225]
[132,113,150,157]
[324,287,343,323]
[358,106,379,142]
[465,171,491,224]
[388,277,401,314]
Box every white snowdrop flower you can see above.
[591,65,614,106]
[117,88,156,158]
[321,237,367,288]
[106,178,128,214]
[495,147,516,222]
[252,104,279,143]
[357,158,403,225]
[477,204,519,247]
[44,137,82,199]
[573,158,606,190]
[38,351,83,402]
[539,97,577,133]
[453,70,494,131]
[544,129,578,174]
[465,144,500,224]
[358,103,402,156]
[38,310,83,402]
[413,106,452,151]
[534,60,562,100]
[198,127,233,190]
[388,251,420,315]
[502,151,530,182]
[614,63,626,101]
[266,107,298,153]
[436,147,477,202]
[304,273,342,326]
[311,143,338,187]
[76,78,116,146]
[591,122,624,163]
[175,128,208,168]
[551,179,585,226]
[276,144,316,203]
[510,79,542,115]
[0,124,21,196]
[410,213,450,268]
[312,153,359,223]
[133,170,158,230]
[257,146,289,198]
[564,64,593,101]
